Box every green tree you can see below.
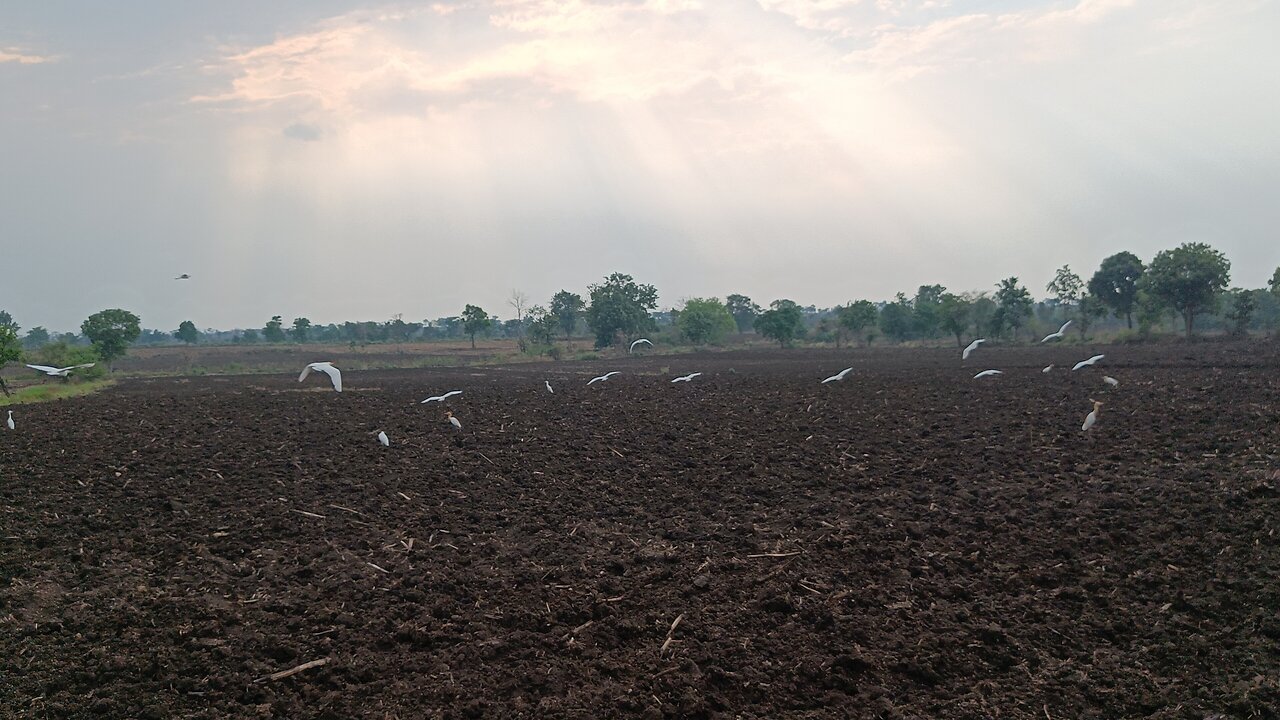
[23,326,50,349]
[1223,289,1256,336]
[912,285,946,338]
[1046,265,1083,307]
[994,277,1033,340]
[264,315,286,343]
[726,294,762,333]
[1140,242,1231,338]
[525,306,557,346]
[549,290,585,341]
[81,308,142,366]
[462,304,491,349]
[879,294,914,343]
[1076,295,1107,340]
[1269,267,1280,296]
[937,293,972,347]
[754,300,805,348]
[291,317,312,343]
[240,328,260,344]
[968,293,996,338]
[0,310,17,334]
[174,320,199,345]
[675,297,735,345]
[839,300,879,347]
[585,273,658,349]
[0,324,20,396]
[1088,251,1145,328]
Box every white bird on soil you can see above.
[5,411,13,431]
[1042,365,1054,373]
[973,370,1003,379]
[26,363,95,378]
[377,431,390,447]
[298,362,342,392]
[672,373,702,383]
[588,372,621,385]
[545,381,554,394]
[1103,376,1119,387]
[962,339,985,360]
[629,338,653,353]
[421,390,463,404]
[1071,354,1105,371]
[1041,320,1072,343]
[821,367,854,384]
[1082,399,1103,432]
[446,411,463,430]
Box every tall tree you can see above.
[23,326,50,349]
[0,324,20,396]
[1223,289,1256,336]
[839,301,879,347]
[174,320,199,345]
[525,306,557,346]
[461,304,491,349]
[1270,267,1280,296]
[549,290,585,341]
[0,310,17,334]
[1088,251,1145,328]
[1046,265,1083,308]
[1140,242,1231,338]
[994,277,1033,340]
[81,309,142,366]
[754,299,805,348]
[675,298,735,345]
[879,294,914,343]
[508,290,529,346]
[263,316,286,343]
[912,285,946,338]
[585,273,658,349]
[725,294,762,333]
[291,317,312,343]
[937,293,972,347]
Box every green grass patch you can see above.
[0,379,117,406]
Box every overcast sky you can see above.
[2,0,1277,332]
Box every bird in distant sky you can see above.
[421,390,462,404]
[962,339,985,360]
[1072,354,1105,371]
[821,367,853,384]
[588,372,621,385]
[298,362,342,392]
[175,274,190,280]
[973,370,1003,379]
[629,338,653,353]
[1041,320,1072,343]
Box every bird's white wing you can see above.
[26,364,60,374]
[1059,320,1072,334]
[70,363,96,370]
[298,365,314,382]
[1082,412,1096,432]
[587,377,602,385]
[962,340,982,359]
[421,396,442,403]
[1040,331,1057,343]
[443,390,462,399]
[605,372,621,379]
[973,370,1002,379]
[1042,365,1053,373]
[821,376,837,384]
[837,367,853,379]
[317,364,342,392]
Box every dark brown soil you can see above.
[3,342,1279,718]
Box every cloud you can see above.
[282,122,322,141]
[0,47,54,64]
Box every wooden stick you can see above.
[366,562,390,574]
[291,509,326,519]
[255,657,329,683]
[328,504,366,517]
[745,551,801,558]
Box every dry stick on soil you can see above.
[254,657,329,683]
[745,551,802,558]
[291,509,326,519]
[477,452,498,466]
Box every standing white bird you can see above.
[1041,320,1072,343]
[421,390,463,404]
[629,338,653,353]
[1042,365,1054,373]
[446,411,463,430]
[5,411,13,430]
[1071,354,1106,371]
[671,372,703,383]
[962,339,985,360]
[377,431,390,447]
[973,369,1003,379]
[1082,399,1103,432]
[821,367,854,384]
[298,362,342,392]
[545,381,554,394]
[26,363,95,378]
[1103,376,1119,387]
[587,371,621,385]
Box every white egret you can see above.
[1042,365,1054,373]
[1071,354,1105,371]
[821,367,853,384]
[587,372,621,385]
[446,411,463,430]
[1041,320,1072,343]
[629,338,653,353]
[421,390,463,404]
[1103,376,1119,387]
[545,381,554,394]
[26,363,96,378]
[298,362,342,392]
[672,373,702,383]
[973,370,1003,379]
[175,274,190,280]
[5,411,12,431]
[962,339,985,360]
[377,431,390,447]
[1082,399,1103,432]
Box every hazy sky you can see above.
[2,0,1277,332]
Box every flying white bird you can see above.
[587,372,621,385]
[1082,399,1103,432]
[377,431,390,447]
[821,367,854,384]
[962,339,985,360]
[671,372,703,383]
[1042,365,1054,373]
[1071,354,1106,371]
[26,363,95,378]
[446,411,463,430]
[175,274,190,280]
[1041,320,1072,343]
[1103,376,1119,387]
[5,411,12,431]
[973,369,1003,379]
[298,362,342,392]
[421,390,463,404]
[629,338,653,353]
[545,381,554,394]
